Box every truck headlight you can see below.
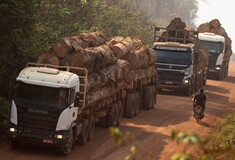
[216,67,221,70]
[9,127,17,133]
[183,79,190,84]
[55,134,67,139]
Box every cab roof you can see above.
[153,42,194,51]
[199,32,225,43]
[17,67,79,88]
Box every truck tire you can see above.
[134,92,140,116]
[143,86,153,110]
[61,128,74,155]
[139,89,144,109]
[151,86,157,108]
[125,93,135,118]
[77,119,89,145]
[88,114,95,141]
[107,103,118,127]
[116,100,123,125]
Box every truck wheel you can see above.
[143,86,153,110]
[78,119,89,145]
[151,86,157,108]
[139,89,144,109]
[134,92,140,116]
[125,93,135,118]
[88,115,95,141]
[11,140,21,148]
[116,100,123,125]
[107,103,118,127]
[61,128,74,155]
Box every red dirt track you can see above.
[1,61,235,160]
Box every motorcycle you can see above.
[193,105,204,123]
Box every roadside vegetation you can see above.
[171,112,235,159]
[109,112,235,160]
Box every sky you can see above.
[196,0,235,51]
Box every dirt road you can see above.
[1,61,235,160]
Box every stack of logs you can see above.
[157,17,196,43]
[197,19,232,62]
[156,17,209,71]
[37,31,157,106]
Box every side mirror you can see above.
[74,92,80,107]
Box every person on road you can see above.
[193,88,207,116]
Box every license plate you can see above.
[208,69,215,72]
[43,139,53,144]
[165,81,173,84]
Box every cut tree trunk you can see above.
[37,52,60,65]
[197,23,211,33]
[125,45,149,69]
[52,38,74,58]
[209,19,221,29]
[110,38,134,58]
[108,36,125,45]
[60,44,117,73]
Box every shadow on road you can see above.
[222,76,235,84]
[205,84,230,94]
[199,121,211,128]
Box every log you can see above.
[87,60,130,92]
[52,38,74,58]
[126,66,157,83]
[86,81,127,106]
[131,38,144,47]
[110,38,134,58]
[37,51,60,65]
[197,23,211,33]
[108,36,125,45]
[60,44,117,73]
[209,19,221,29]
[210,27,227,37]
[125,45,149,69]
[77,31,107,47]
[146,47,157,65]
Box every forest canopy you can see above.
[0,0,199,99]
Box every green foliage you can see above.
[109,127,135,160]
[0,97,10,133]
[171,130,201,145]
[202,112,235,159]
[171,152,193,160]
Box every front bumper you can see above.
[7,125,69,147]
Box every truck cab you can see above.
[198,32,225,79]
[8,64,86,154]
[153,42,195,95]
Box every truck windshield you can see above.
[15,82,69,109]
[200,41,224,54]
[156,49,192,65]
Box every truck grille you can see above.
[158,71,184,86]
[16,104,61,138]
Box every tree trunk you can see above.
[60,44,117,73]
[125,45,149,69]
[52,38,74,58]
[197,23,211,33]
[37,51,60,65]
